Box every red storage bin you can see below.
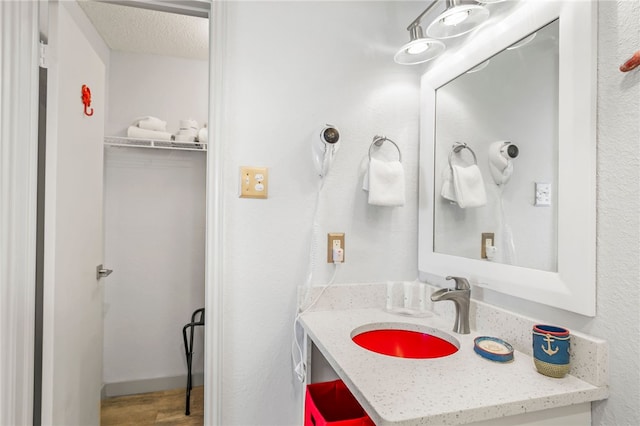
[305,379,374,426]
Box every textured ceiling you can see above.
[78,1,209,60]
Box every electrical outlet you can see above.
[481,232,494,259]
[327,233,345,263]
[239,166,268,199]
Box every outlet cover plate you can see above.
[327,233,345,263]
[239,166,268,199]
[481,232,495,259]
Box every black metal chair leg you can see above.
[183,308,205,416]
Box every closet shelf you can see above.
[104,136,207,152]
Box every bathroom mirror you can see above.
[433,20,559,272]
[418,1,597,316]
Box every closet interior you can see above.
[78,0,209,400]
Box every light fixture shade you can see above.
[395,24,445,65]
[426,4,490,39]
[394,38,445,65]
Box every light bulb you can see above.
[442,10,469,26]
[407,42,430,55]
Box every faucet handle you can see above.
[446,276,470,290]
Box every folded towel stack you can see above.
[128,116,172,140]
[363,157,406,207]
[198,124,208,143]
[136,116,167,132]
[176,118,199,142]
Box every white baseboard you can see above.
[102,373,205,399]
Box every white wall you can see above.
[471,2,640,425]
[217,2,421,424]
[103,52,207,390]
[106,51,208,136]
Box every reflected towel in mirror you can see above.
[451,164,487,208]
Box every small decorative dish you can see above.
[473,336,514,363]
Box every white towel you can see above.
[179,119,198,131]
[127,126,173,141]
[198,127,208,143]
[366,158,405,207]
[177,128,198,137]
[451,164,487,208]
[134,116,167,132]
[175,134,196,142]
[440,167,457,202]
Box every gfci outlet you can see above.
[327,233,345,263]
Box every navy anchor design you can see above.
[541,334,559,356]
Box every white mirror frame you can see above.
[418,0,597,316]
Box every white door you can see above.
[40,2,106,424]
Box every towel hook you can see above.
[448,142,477,168]
[369,135,402,162]
[81,84,94,117]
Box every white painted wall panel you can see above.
[217,2,422,424]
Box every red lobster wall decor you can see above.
[81,84,94,116]
[620,50,640,73]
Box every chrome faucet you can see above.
[430,276,471,334]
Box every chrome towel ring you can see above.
[448,142,477,168]
[369,135,402,162]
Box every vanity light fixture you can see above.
[395,0,492,65]
[426,0,490,40]
[394,24,446,65]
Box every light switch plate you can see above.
[535,182,551,206]
[239,166,268,199]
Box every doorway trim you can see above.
[0,2,40,425]
[205,1,227,424]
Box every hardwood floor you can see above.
[101,386,203,425]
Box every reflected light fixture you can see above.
[466,59,490,73]
[426,0,490,39]
[394,24,446,65]
[506,32,537,50]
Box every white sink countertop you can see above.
[300,307,609,426]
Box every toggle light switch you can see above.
[239,166,268,199]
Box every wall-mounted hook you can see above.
[81,84,94,116]
[620,50,640,72]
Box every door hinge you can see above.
[39,41,49,69]
[96,264,113,279]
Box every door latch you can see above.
[96,264,113,279]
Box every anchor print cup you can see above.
[532,324,571,378]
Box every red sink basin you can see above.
[352,326,459,359]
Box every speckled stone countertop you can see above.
[300,307,609,426]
